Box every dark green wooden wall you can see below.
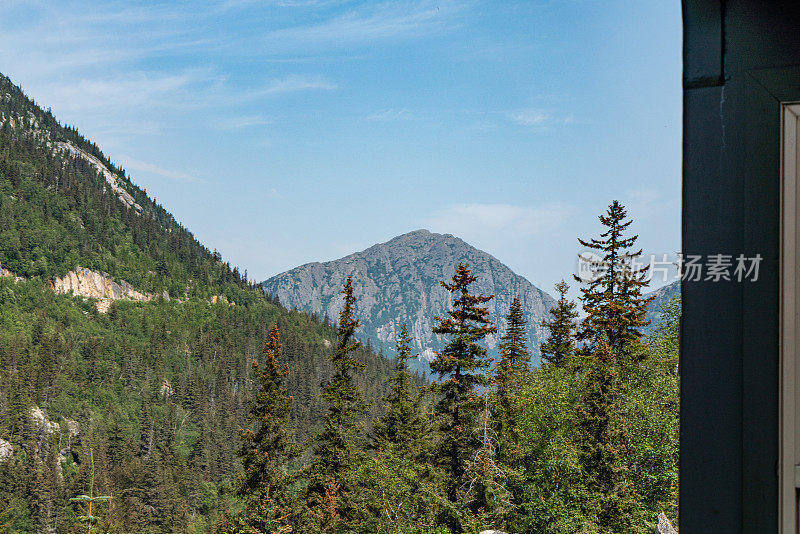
[682,2,800,531]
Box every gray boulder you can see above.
[0,437,12,462]
[655,512,676,534]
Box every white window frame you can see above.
[780,102,800,533]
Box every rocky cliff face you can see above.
[0,262,23,282]
[54,141,143,214]
[1,92,142,215]
[262,230,556,369]
[53,267,154,312]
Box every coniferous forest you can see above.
[0,72,678,533]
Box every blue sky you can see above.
[0,0,682,295]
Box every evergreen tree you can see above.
[227,324,295,534]
[494,297,529,455]
[372,324,426,453]
[352,325,444,534]
[497,297,529,378]
[571,201,649,531]
[70,450,112,534]
[4,372,29,443]
[492,297,530,528]
[574,200,653,351]
[430,263,496,531]
[574,334,637,533]
[305,276,367,532]
[540,281,578,366]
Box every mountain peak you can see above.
[370,229,473,257]
[263,231,555,371]
[402,228,432,236]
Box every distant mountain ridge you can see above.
[262,230,557,370]
[645,280,681,328]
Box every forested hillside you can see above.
[0,73,397,532]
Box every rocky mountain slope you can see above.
[645,280,681,328]
[263,230,556,369]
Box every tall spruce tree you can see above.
[497,297,529,379]
[575,200,653,351]
[570,201,647,531]
[372,324,426,453]
[495,297,529,441]
[540,281,578,366]
[306,276,367,532]
[574,334,637,533]
[352,325,440,534]
[490,298,530,530]
[226,324,295,534]
[430,263,496,530]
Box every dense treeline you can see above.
[0,277,400,532]
[219,202,679,534]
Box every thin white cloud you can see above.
[117,155,202,184]
[508,108,549,126]
[219,114,273,129]
[425,203,569,239]
[624,188,673,221]
[0,0,442,143]
[34,71,209,114]
[0,3,208,78]
[248,75,337,98]
[263,1,461,47]
[628,189,660,206]
[507,108,577,127]
[218,0,349,9]
[365,108,414,121]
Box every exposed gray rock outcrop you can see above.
[55,141,143,214]
[30,406,60,435]
[63,417,79,439]
[53,267,152,312]
[655,512,676,534]
[263,230,555,370]
[53,267,150,301]
[645,280,681,329]
[0,438,13,462]
[0,261,24,282]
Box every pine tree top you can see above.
[497,296,530,376]
[578,200,639,253]
[373,324,426,451]
[331,275,364,372]
[260,324,288,380]
[574,201,654,350]
[433,263,496,344]
[236,324,294,500]
[431,263,496,381]
[394,323,415,372]
[540,280,578,366]
[310,275,369,496]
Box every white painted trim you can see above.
[780,102,800,533]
